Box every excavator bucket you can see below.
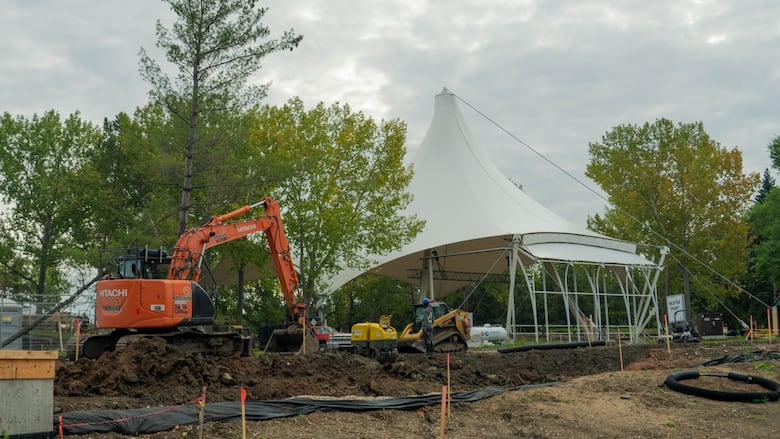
[264,325,319,354]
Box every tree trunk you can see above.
[664,268,671,298]
[178,66,200,236]
[681,264,692,322]
[36,219,54,313]
[236,266,245,325]
[177,120,196,236]
[348,291,355,328]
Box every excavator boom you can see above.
[165,198,305,326]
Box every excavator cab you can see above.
[106,248,171,280]
[411,301,451,332]
[399,301,470,353]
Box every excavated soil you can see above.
[54,337,780,438]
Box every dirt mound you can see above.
[53,339,780,438]
[56,337,660,409]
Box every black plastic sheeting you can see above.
[697,350,780,367]
[498,340,606,353]
[56,383,555,436]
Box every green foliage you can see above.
[754,361,774,373]
[69,112,165,257]
[139,0,302,110]
[754,169,775,204]
[246,98,424,304]
[586,118,759,311]
[748,189,780,289]
[746,146,779,312]
[208,238,276,324]
[767,135,780,171]
[326,275,415,332]
[0,111,102,308]
[216,278,286,328]
[453,281,519,325]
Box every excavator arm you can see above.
[167,197,306,325]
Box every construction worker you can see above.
[422,297,434,354]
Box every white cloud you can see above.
[1,0,777,227]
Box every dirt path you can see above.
[54,338,780,438]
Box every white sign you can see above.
[666,294,685,323]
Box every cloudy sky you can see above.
[2,0,778,227]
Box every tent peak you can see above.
[439,87,452,96]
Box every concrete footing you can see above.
[0,350,58,438]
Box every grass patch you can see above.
[754,362,774,373]
[518,390,543,403]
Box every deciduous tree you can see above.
[747,188,780,313]
[586,119,759,315]
[746,136,780,312]
[247,98,424,306]
[0,111,101,310]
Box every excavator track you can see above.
[118,331,248,356]
[433,340,468,353]
[398,331,468,354]
[72,329,250,359]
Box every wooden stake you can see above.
[446,353,451,419]
[57,312,64,352]
[198,386,206,439]
[241,388,247,439]
[663,314,670,354]
[439,385,447,439]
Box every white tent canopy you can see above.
[325,88,666,343]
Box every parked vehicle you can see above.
[312,325,353,352]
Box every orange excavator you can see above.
[80,197,318,359]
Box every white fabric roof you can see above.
[324,88,655,295]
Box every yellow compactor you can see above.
[350,315,399,363]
